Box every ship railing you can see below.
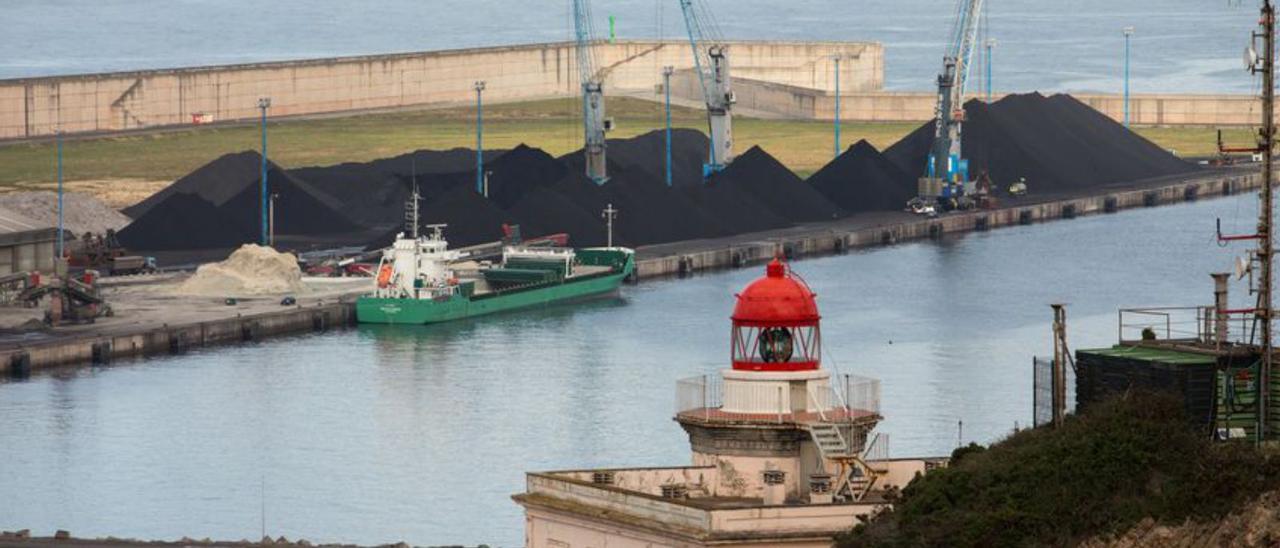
[1118,306,1256,346]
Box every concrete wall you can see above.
[713,79,1268,127]
[0,40,882,140]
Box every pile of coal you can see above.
[884,93,1198,193]
[807,140,914,213]
[119,151,357,251]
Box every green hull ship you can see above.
[356,222,634,325]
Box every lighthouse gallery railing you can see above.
[675,373,881,420]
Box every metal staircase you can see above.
[805,385,883,502]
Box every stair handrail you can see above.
[806,383,831,423]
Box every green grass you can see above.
[0,96,1239,189]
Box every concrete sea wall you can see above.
[0,40,882,140]
[709,76,1268,127]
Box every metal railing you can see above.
[676,372,882,422]
[862,432,890,461]
[843,374,881,416]
[1118,306,1256,346]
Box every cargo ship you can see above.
[356,220,634,325]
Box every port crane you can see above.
[911,0,987,213]
[574,0,611,184]
[678,0,735,177]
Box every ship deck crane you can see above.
[913,0,987,213]
[678,0,735,177]
[574,0,610,184]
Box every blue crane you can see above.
[574,0,610,184]
[915,0,987,212]
[678,0,734,177]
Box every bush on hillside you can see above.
[836,391,1280,548]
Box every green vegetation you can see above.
[836,391,1280,548]
[0,97,914,187]
[0,96,1231,192]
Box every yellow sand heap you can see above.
[177,244,302,296]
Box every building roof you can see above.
[1078,345,1218,365]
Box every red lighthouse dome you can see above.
[731,258,822,371]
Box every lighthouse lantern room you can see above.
[676,257,884,504]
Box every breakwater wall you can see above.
[0,40,882,140]
[690,76,1269,127]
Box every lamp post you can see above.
[257,97,271,246]
[833,55,842,159]
[475,81,486,195]
[985,38,997,103]
[1123,26,1135,127]
[663,66,674,187]
[56,130,64,260]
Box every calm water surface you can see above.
[0,0,1261,93]
[0,194,1268,546]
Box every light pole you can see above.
[985,38,997,103]
[257,97,271,246]
[474,81,486,195]
[663,66,674,187]
[56,130,64,260]
[833,55,842,159]
[1123,26,1134,127]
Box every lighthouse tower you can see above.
[675,257,883,504]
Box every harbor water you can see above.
[0,0,1258,93]
[0,193,1266,546]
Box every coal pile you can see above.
[366,184,528,250]
[119,151,357,251]
[560,128,710,188]
[292,148,509,228]
[884,93,1198,193]
[118,193,257,251]
[704,146,843,223]
[807,140,914,213]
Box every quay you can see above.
[0,167,1255,376]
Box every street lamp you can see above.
[474,81,486,195]
[985,38,997,103]
[257,97,271,246]
[832,55,843,159]
[55,130,64,261]
[1123,26,1135,127]
[662,66,674,187]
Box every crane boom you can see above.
[574,0,609,184]
[917,0,986,211]
[678,0,734,175]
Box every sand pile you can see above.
[177,244,303,296]
[0,191,131,235]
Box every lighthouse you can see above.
[516,258,942,547]
[675,257,883,504]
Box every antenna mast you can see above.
[1216,0,1276,442]
[1258,0,1275,442]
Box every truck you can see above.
[108,256,157,276]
